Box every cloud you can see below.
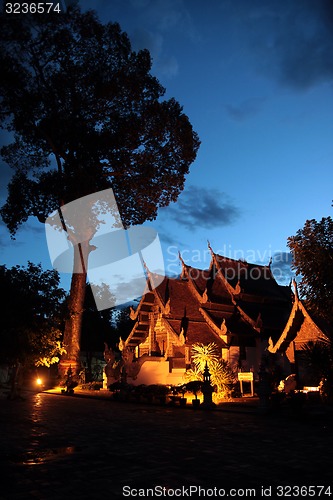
[225,97,266,122]
[106,273,146,305]
[155,56,179,78]
[271,251,293,285]
[262,1,333,89]
[230,0,333,90]
[127,0,200,78]
[130,0,199,40]
[161,185,240,231]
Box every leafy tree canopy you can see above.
[0,7,200,235]
[287,216,333,324]
[0,262,67,367]
[0,7,200,376]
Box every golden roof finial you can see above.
[207,240,214,256]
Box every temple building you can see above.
[104,244,330,387]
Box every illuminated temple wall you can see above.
[128,358,185,386]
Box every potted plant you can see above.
[178,384,188,406]
[186,381,202,407]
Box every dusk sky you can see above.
[1,0,332,301]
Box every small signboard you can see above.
[238,372,254,396]
[238,372,253,381]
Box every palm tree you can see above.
[191,343,219,371]
[190,342,236,399]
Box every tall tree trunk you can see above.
[58,240,91,381]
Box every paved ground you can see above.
[1,388,333,499]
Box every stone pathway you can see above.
[0,389,332,499]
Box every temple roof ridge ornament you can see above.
[178,328,186,346]
[234,279,241,295]
[129,305,138,320]
[118,337,125,351]
[292,278,299,302]
[141,258,153,291]
[202,288,209,303]
[220,317,228,336]
[264,255,276,282]
[178,251,187,279]
[165,297,171,315]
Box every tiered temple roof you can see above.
[125,245,295,355]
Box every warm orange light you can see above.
[36,378,42,386]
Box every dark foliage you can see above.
[0,7,200,234]
[288,216,333,325]
[0,263,66,366]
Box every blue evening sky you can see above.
[0,0,332,298]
